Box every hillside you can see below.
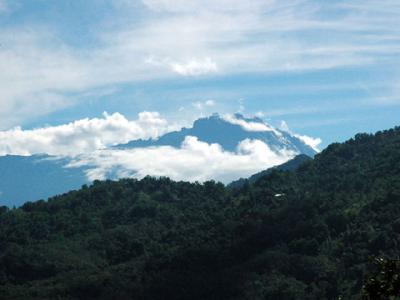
[0,126,399,299]
[228,154,312,189]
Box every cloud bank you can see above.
[0,111,320,183]
[0,112,175,156]
[68,136,296,183]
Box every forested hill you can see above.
[228,153,312,189]
[0,126,400,299]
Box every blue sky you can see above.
[0,0,399,149]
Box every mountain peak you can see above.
[232,113,263,124]
[199,112,264,125]
[195,113,267,130]
[233,112,245,119]
[114,113,317,157]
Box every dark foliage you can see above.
[362,257,400,299]
[0,126,400,299]
[228,154,312,189]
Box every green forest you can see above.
[1,126,400,299]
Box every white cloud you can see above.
[0,29,94,128]
[0,92,72,130]
[116,0,400,77]
[222,114,282,136]
[192,99,216,110]
[279,120,290,132]
[255,111,266,118]
[192,102,202,110]
[67,136,295,183]
[294,134,322,152]
[141,0,270,13]
[0,112,175,156]
[145,56,218,76]
[279,120,321,152]
[170,57,218,76]
[205,100,215,106]
[1,0,399,127]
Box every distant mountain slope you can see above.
[0,126,399,299]
[115,113,317,157]
[228,154,312,189]
[0,155,89,207]
[0,113,318,207]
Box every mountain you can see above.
[0,126,399,299]
[228,154,312,189]
[114,113,318,157]
[0,155,89,207]
[0,113,318,207]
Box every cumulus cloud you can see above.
[0,112,175,156]
[67,136,295,183]
[222,114,282,136]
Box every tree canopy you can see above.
[0,126,400,299]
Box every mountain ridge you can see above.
[114,113,317,157]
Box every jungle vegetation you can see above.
[0,126,400,299]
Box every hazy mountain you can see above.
[0,155,89,207]
[0,113,318,207]
[114,113,318,157]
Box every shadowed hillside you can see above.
[228,154,312,189]
[0,126,399,299]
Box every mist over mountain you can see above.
[0,155,89,207]
[1,1,399,298]
[115,113,318,157]
[0,113,318,207]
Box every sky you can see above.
[0,0,399,152]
